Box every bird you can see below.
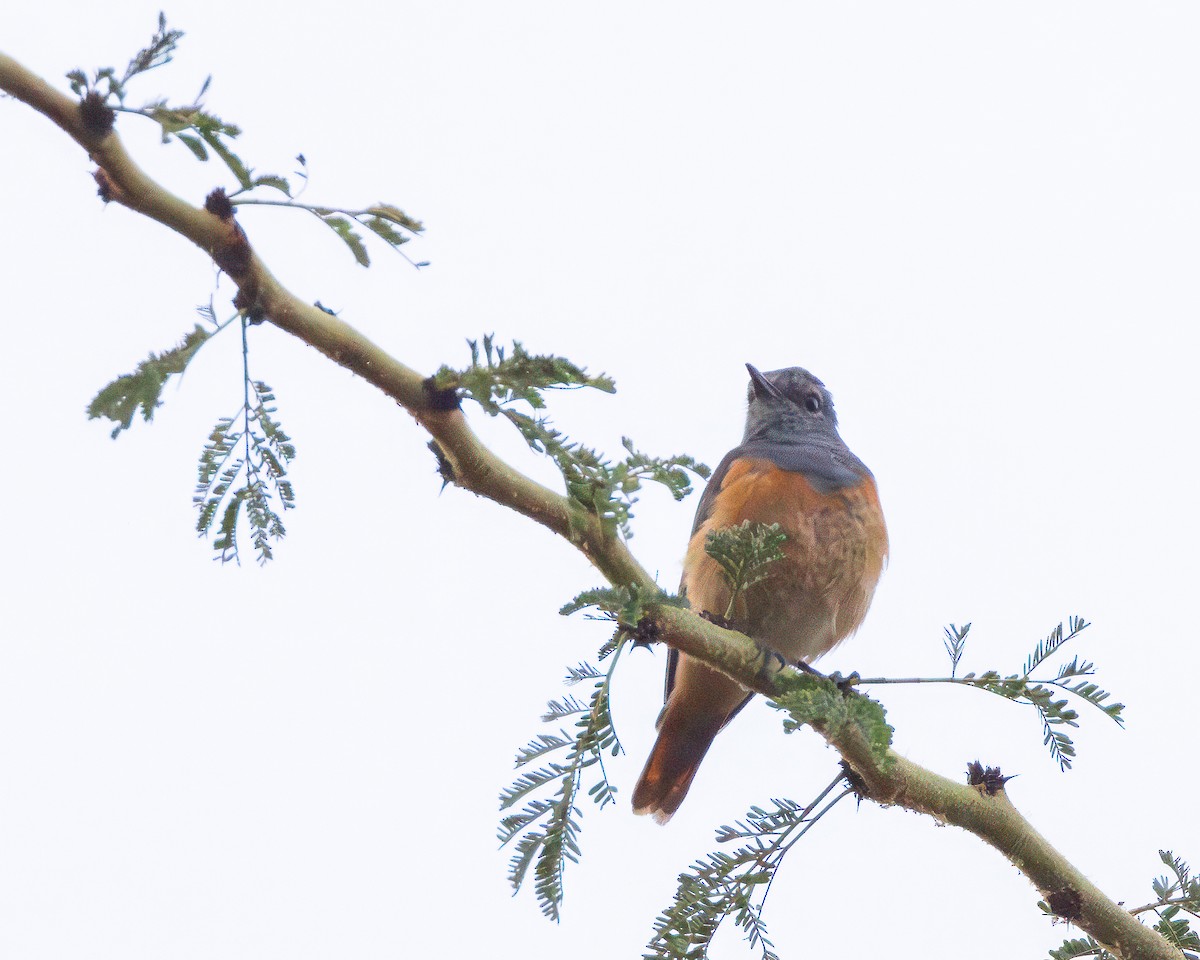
[631,364,888,823]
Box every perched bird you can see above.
[631,364,887,823]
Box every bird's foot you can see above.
[793,663,860,693]
[827,670,862,693]
[745,640,788,686]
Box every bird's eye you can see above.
[804,393,822,414]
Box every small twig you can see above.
[1127,898,1200,918]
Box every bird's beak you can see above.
[746,363,785,401]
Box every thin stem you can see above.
[211,313,240,335]
[230,198,395,219]
[855,676,971,686]
[600,638,628,756]
[757,776,851,912]
[1128,899,1200,918]
[236,314,255,565]
[587,656,622,805]
[760,789,853,910]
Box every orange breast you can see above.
[683,457,887,663]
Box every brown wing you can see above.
[660,449,758,722]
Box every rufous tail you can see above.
[631,706,725,824]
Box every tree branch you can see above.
[0,49,650,590]
[0,50,1181,960]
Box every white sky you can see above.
[2,3,1198,958]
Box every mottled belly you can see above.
[683,457,888,663]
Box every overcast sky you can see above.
[2,3,1198,958]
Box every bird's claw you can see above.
[828,670,861,693]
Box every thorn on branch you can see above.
[422,376,461,412]
[631,615,660,650]
[79,91,115,136]
[966,760,1014,796]
[1046,887,1084,921]
[427,439,455,489]
[840,760,871,802]
[93,168,120,203]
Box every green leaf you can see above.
[361,215,409,247]
[943,622,970,678]
[430,337,713,537]
[704,521,787,620]
[936,616,1121,770]
[199,126,252,189]
[320,214,370,267]
[212,490,245,563]
[560,585,645,622]
[193,377,297,565]
[121,12,183,89]
[175,133,209,161]
[514,734,574,766]
[436,335,616,412]
[1048,935,1108,959]
[365,203,424,233]
[500,655,626,921]
[1153,915,1200,952]
[87,324,212,438]
[1023,615,1090,677]
[251,174,292,196]
[66,69,88,96]
[646,788,849,960]
[771,672,895,770]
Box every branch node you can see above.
[231,286,264,324]
[204,187,235,220]
[631,614,660,650]
[422,376,461,411]
[79,91,114,136]
[1047,887,1084,921]
[203,190,253,279]
[966,760,1015,796]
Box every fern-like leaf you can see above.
[1048,935,1109,959]
[500,652,626,921]
[1153,914,1200,955]
[943,622,970,678]
[704,521,787,621]
[316,214,369,266]
[87,325,211,438]
[514,734,574,766]
[67,13,182,104]
[877,616,1124,770]
[433,337,707,537]
[192,333,297,565]
[645,784,850,960]
[1023,615,1090,677]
